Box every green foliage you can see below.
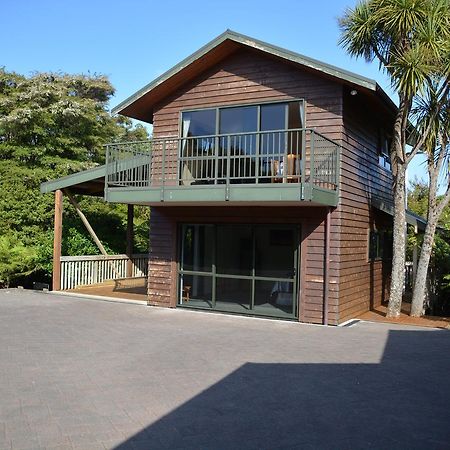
[408,178,450,313]
[0,68,150,286]
[407,177,429,218]
[339,0,450,99]
[0,234,36,287]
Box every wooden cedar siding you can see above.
[148,209,177,307]
[336,90,393,322]
[147,206,339,325]
[146,48,343,324]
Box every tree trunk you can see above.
[386,166,407,318]
[410,219,438,317]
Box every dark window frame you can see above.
[179,98,306,138]
[378,128,392,172]
[177,223,301,319]
[368,229,393,261]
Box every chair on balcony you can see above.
[271,154,299,183]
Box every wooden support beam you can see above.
[52,190,63,291]
[63,189,121,278]
[126,204,134,278]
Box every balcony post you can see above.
[161,140,166,201]
[300,129,307,200]
[225,135,231,200]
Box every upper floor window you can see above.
[378,128,392,171]
[180,100,304,185]
[181,100,305,139]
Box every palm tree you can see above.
[410,85,450,316]
[339,0,450,318]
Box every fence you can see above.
[60,254,148,290]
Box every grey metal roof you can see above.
[112,29,391,116]
[371,197,427,231]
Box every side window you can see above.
[369,230,393,260]
[378,128,392,171]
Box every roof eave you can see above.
[112,29,380,118]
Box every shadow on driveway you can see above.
[115,329,450,449]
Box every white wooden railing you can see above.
[405,261,414,292]
[60,254,148,290]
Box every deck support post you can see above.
[126,204,134,278]
[52,189,63,291]
[323,207,331,325]
[63,189,121,278]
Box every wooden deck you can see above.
[67,277,148,302]
[357,303,450,329]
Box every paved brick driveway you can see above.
[0,289,449,449]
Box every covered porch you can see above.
[40,166,149,303]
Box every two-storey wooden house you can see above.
[41,31,426,324]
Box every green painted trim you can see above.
[40,164,106,194]
[105,187,161,204]
[371,197,426,231]
[311,186,339,207]
[112,30,381,116]
[105,183,338,207]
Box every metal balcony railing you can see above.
[105,128,340,195]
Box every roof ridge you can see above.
[112,30,391,117]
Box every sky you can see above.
[1,0,427,186]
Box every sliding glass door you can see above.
[179,100,305,185]
[178,224,299,319]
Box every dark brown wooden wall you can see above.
[147,206,339,324]
[147,47,344,324]
[153,48,343,140]
[337,90,393,322]
[146,47,394,324]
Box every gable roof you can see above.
[112,30,396,123]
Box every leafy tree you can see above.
[410,85,450,316]
[0,68,149,286]
[0,234,36,287]
[407,178,450,315]
[339,0,450,318]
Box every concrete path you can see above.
[0,289,449,449]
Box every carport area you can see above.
[40,165,149,302]
[1,289,449,449]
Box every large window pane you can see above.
[261,103,286,131]
[219,107,257,184]
[216,225,252,276]
[216,277,251,312]
[219,106,258,134]
[178,224,299,318]
[260,104,286,177]
[254,279,294,316]
[255,227,296,278]
[181,225,214,272]
[182,110,216,137]
[287,101,304,129]
[179,274,212,308]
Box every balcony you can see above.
[104,128,340,206]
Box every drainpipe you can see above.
[323,207,331,325]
